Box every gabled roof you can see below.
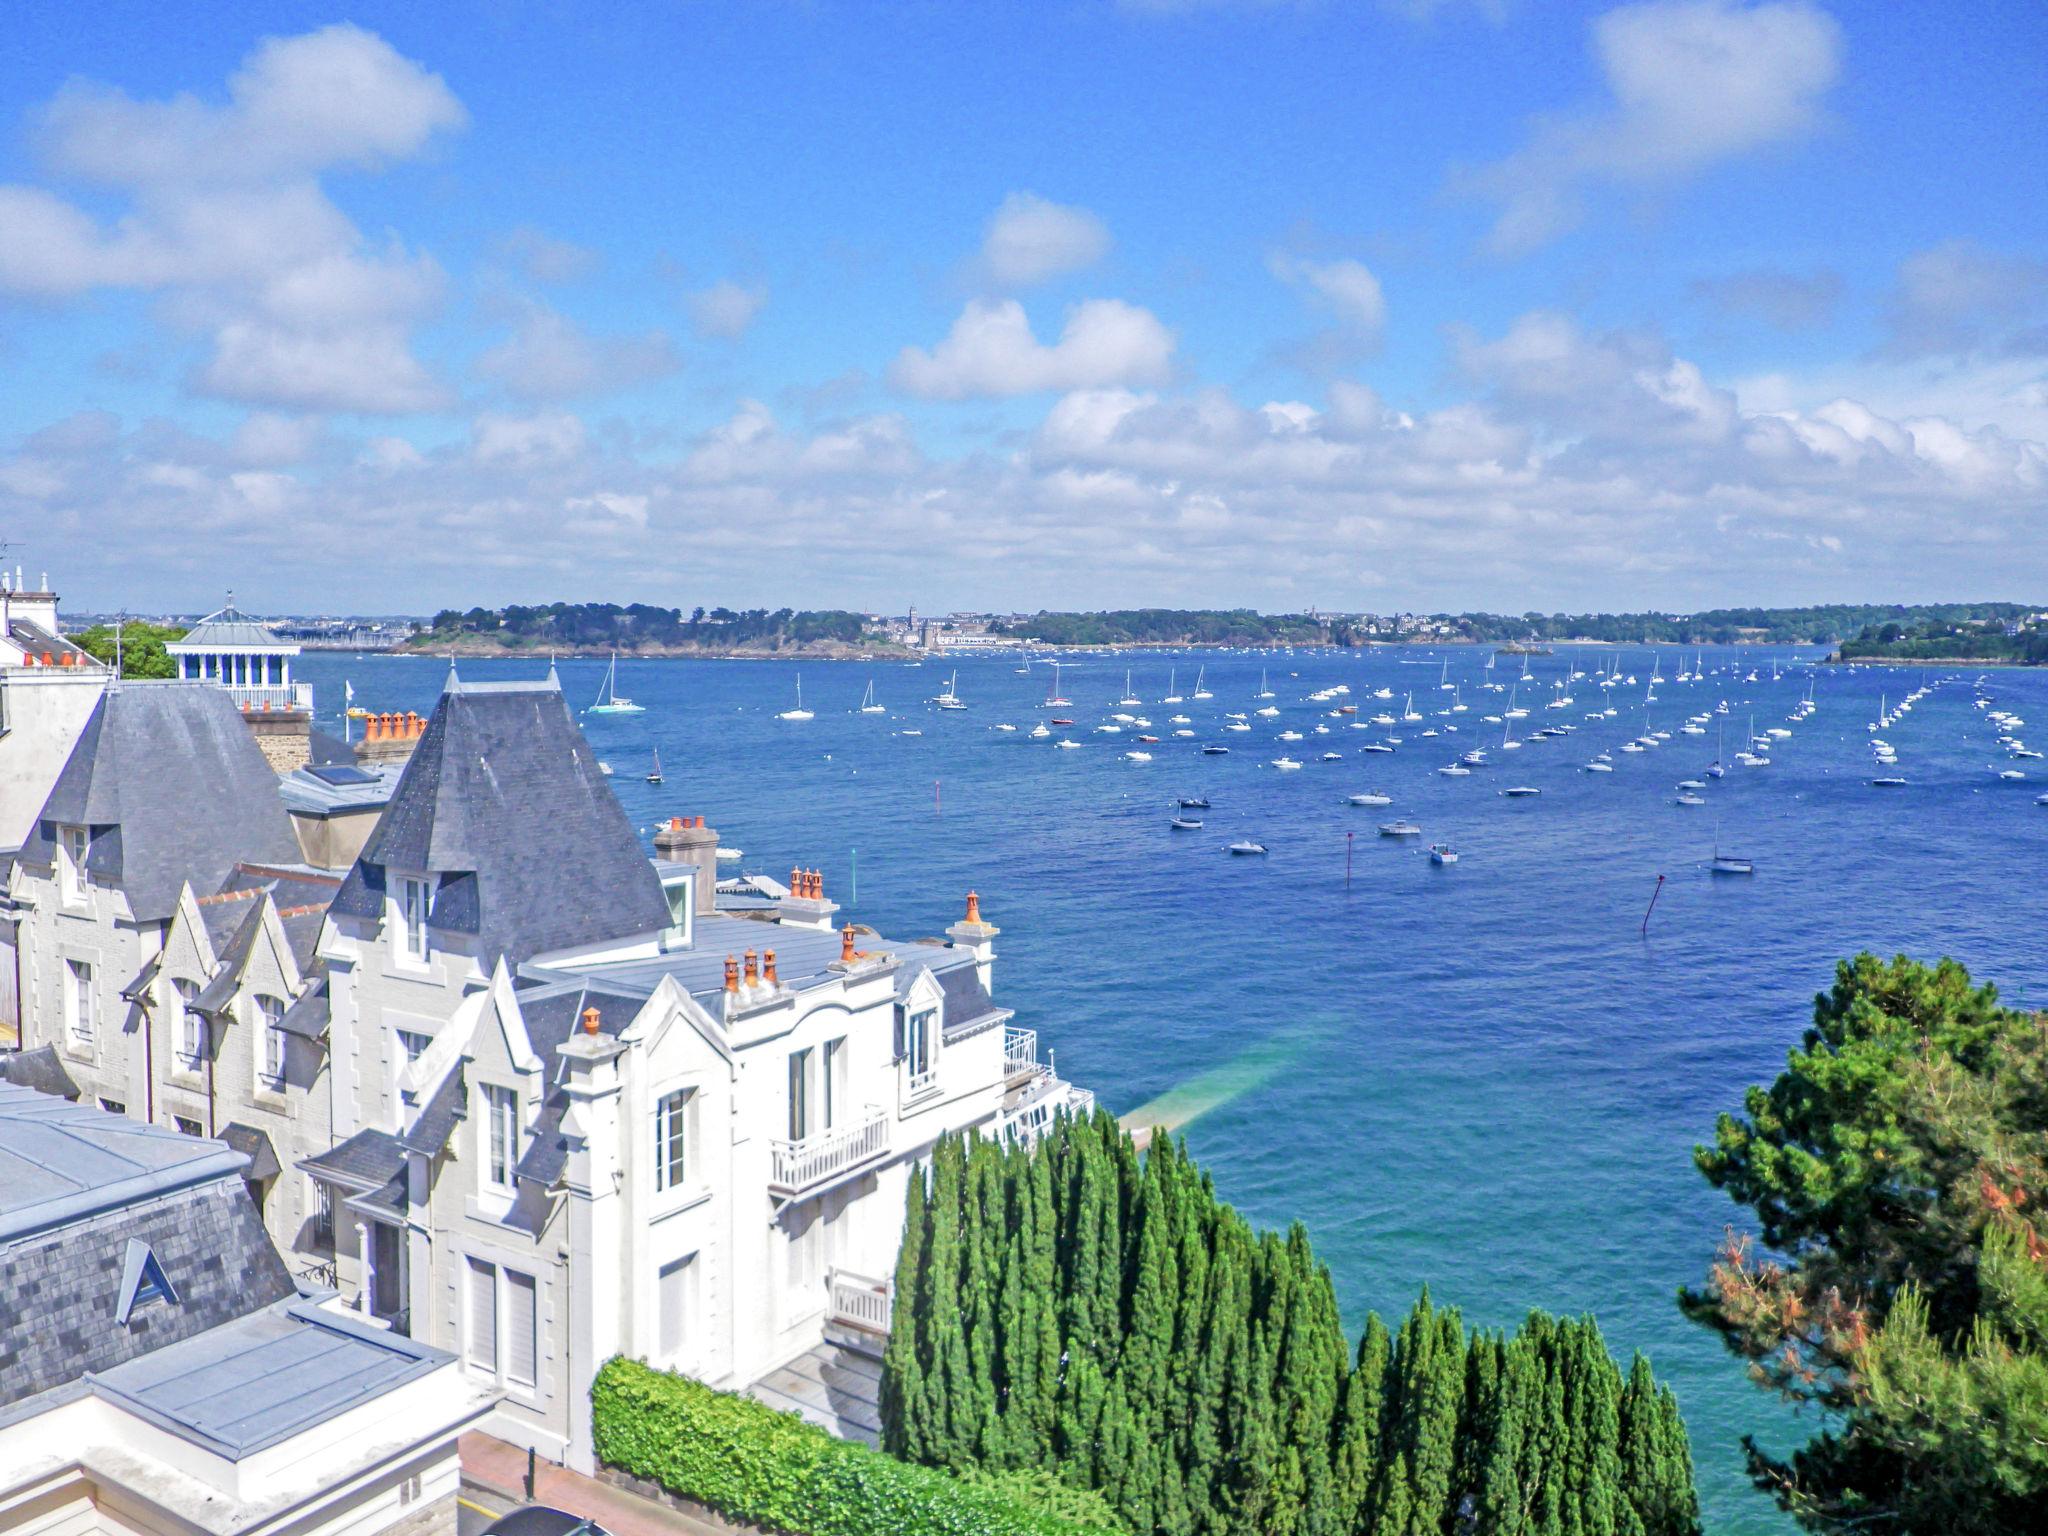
[299,1128,405,1193]
[331,678,671,966]
[0,1046,80,1102]
[506,979,647,1189]
[277,976,330,1040]
[22,684,301,922]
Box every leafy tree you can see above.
[1684,953,2048,1533]
[73,621,186,678]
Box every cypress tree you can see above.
[1334,1312,1390,1532]
[882,1162,930,1458]
[923,1133,973,1465]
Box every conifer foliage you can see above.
[884,1111,1699,1536]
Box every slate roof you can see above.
[9,618,95,664]
[400,1063,466,1157]
[300,1128,406,1192]
[166,606,296,652]
[192,901,265,1014]
[90,1296,451,1459]
[0,1046,80,1101]
[21,684,302,922]
[331,677,672,966]
[218,1123,280,1182]
[504,979,646,1189]
[0,1087,294,1407]
[278,758,402,817]
[278,977,330,1040]
[938,964,1009,1036]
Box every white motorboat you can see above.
[1348,791,1393,806]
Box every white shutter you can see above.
[505,1269,538,1388]
[659,1257,691,1357]
[466,1258,497,1373]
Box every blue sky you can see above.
[3,0,2044,616]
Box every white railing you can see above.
[828,1268,893,1335]
[905,1065,939,1104]
[770,1107,887,1195]
[1003,1026,1039,1079]
[1066,1087,1097,1120]
[226,681,315,714]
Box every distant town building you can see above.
[0,1081,492,1534]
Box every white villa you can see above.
[4,665,1091,1476]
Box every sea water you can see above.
[302,645,2048,1532]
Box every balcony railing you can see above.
[225,681,315,714]
[828,1268,894,1336]
[770,1107,888,1198]
[1003,1026,1040,1080]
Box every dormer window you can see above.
[116,1238,179,1324]
[397,876,433,962]
[256,994,287,1089]
[174,978,205,1071]
[482,1084,518,1194]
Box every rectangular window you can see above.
[786,1209,822,1298]
[504,1268,538,1389]
[483,1085,518,1192]
[658,1254,698,1358]
[396,1028,430,1066]
[99,1097,126,1117]
[466,1257,497,1374]
[788,1048,813,1140]
[175,1115,204,1137]
[58,825,89,904]
[174,979,205,1070]
[257,995,287,1087]
[655,1088,692,1193]
[309,1176,334,1244]
[398,877,432,961]
[824,1038,847,1130]
[65,958,95,1045]
[907,1009,935,1075]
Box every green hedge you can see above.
[590,1357,1118,1536]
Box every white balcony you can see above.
[227,681,315,714]
[770,1107,888,1201]
[1003,1025,1041,1080]
[827,1268,893,1336]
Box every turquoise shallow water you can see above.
[303,645,2048,1532]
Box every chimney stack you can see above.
[777,863,839,931]
[654,814,720,922]
[948,889,1001,995]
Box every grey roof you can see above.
[278,977,330,1040]
[400,1063,466,1157]
[0,1082,248,1244]
[218,1124,280,1182]
[331,678,671,966]
[0,1046,80,1101]
[192,901,265,1014]
[300,1128,405,1192]
[938,964,1009,1036]
[166,606,297,652]
[505,979,645,1189]
[278,758,402,818]
[89,1296,451,1459]
[0,1093,294,1407]
[10,619,95,664]
[120,954,162,1001]
[22,684,302,922]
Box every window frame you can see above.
[57,824,89,906]
[654,1087,694,1194]
[65,957,95,1047]
[256,994,287,1089]
[173,978,205,1072]
[395,875,433,964]
[465,1255,540,1393]
[481,1084,519,1194]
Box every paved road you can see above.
[457,1483,514,1536]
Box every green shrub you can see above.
[590,1357,1115,1536]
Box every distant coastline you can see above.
[396,636,914,661]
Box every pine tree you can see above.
[882,1162,930,1458]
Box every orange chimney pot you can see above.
[581,1005,602,1035]
[763,949,778,985]
[965,890,982,924]
[841,923,857,963]
[724,955,739,992]
[743,949,759,986]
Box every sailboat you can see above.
[1162,669,1183,704]
[646,747,664,785]
[778,676,814,721]
[587,653,645,715]
[1043,662,1072,708]
[1119,670,1141,707]
[1706,721,1726,778]
[1191,666,1213,700]
[1257,668,1275,700]
[935,670,967,709]
[859,679,885,714]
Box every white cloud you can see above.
[688,279,768,340]
[497,227,599,284]
[0,26,464,414]
[1883,240,2048,358]
[475,305,681,401]
[1268,253,1388,369]
[472,412,587,466]
[1462,1,1842,254]
[890,298,1175,399]
[979,193,1112,287]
